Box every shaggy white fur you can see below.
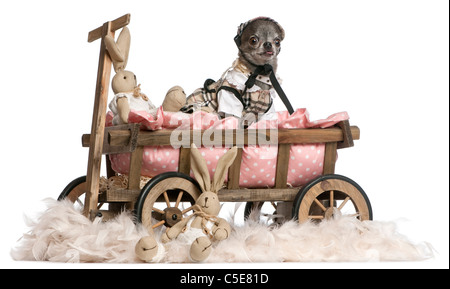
[11,199,433,263]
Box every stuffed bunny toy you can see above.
[135,145,236,263]
[161,144,235,262]
[106,27,157,125]
[135,233,166,263]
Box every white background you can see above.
[0,0,448,269]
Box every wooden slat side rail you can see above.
[227,148,243,189]
[90,126,360,148]
[128,146,144,190]
[323,142,338,175]
[218,187,299,202]
[275,144,291,188]
[82,124,140,154]
[98,188,140,203]
[100,187,300,203]
[125,146,144,210]
[178,147,191,175]
[88,14,131,43]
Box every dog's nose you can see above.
[264,42,272,50]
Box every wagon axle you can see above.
[161,206,183,227]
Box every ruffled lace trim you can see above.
[225,70,261,92]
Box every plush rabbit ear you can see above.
[212,147,238,193]
[190,144,211,192]
[104,27,131,72]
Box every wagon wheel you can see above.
[58,175,108,214]
[293,174,372,223]
[58,176,88,211]
[135,172,202,234]
[244,201,284,224]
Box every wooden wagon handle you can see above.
[84,14,130,219]
[87,14,131,43]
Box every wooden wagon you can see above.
[59,14,372,234]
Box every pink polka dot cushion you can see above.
[107,108,349,188]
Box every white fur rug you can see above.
[11,199,433,263]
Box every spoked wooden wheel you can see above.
[135,172,202,234]
[58,176,109,215]
[293,174,372,223]
[58,176,88,211]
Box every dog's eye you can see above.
[274,38,281,47]
[249,36,259,45]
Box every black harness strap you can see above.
[269,69,294,114]
[217,86,247,109]
[204,78,247,109]
[201,62,295,115]
[244,64,294,115]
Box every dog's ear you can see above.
[234,34,242,48]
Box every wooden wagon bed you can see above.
[81,121,359,214]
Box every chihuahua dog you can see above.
[164,17,285,126]
[235,17,284,77]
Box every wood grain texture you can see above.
[84,21,114,218]
[83,126,360,148]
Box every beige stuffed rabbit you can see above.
[105,27,157,125]
[135,145,236,263]
[161,144,235,262]
[135,233,165,263]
